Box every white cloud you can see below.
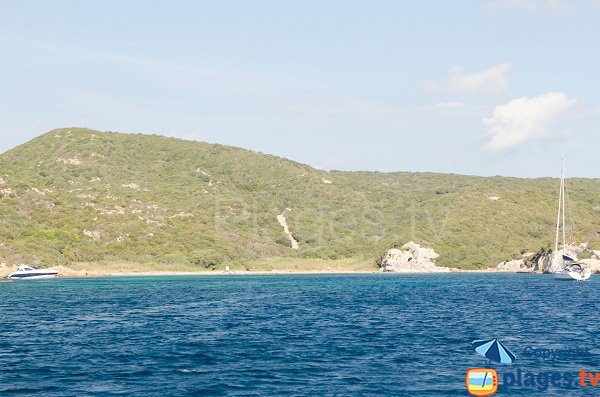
[483,92,576,150]
[425,63,513,96]
[482,0,573,14]
[435,101,466,109]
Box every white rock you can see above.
[57,157,82,165]
[579,258,600,274]
[380,242,449,273]
[83,229,101,241]
[570,242,588,255]
[497,259,532,272]
[170,212,194,219]
[29,187,53,195]
[488,196,500,201]
[534,246,592,273]
[0,188,15,197]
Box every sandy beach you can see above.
[0,262,500,278]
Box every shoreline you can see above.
[43,268,502,278]
[1,262,503,279]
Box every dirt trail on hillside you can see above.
[276,214,299,249]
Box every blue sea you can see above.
[1,274,599,396]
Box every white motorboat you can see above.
[6,264,58,280]
[551,159,591,281]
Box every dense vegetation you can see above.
[1,128,599,270]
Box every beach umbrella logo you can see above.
[472,338,516,364]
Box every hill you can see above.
[1,128,599,272]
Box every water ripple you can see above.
[1,274,599,396]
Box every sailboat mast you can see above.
[554,160,564,254]
[561,158,566,253]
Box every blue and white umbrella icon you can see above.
[472,338,516,364]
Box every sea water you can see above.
[1,274,599,396]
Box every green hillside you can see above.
[1,128,599,271]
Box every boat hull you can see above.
[552,269,591,281]
[7,271,58,280]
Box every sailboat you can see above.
[551,159,591,281]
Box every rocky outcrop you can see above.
[379,242,449,273]
[497,249,565,273]
[498,244,597,274]
[525,248,554,273]
[579,259,600,274]
[570,242,589,256]
[497,259,532,272]
[542,244,589,273]
[514,248,569,273]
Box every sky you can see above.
[1,0,599,177]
